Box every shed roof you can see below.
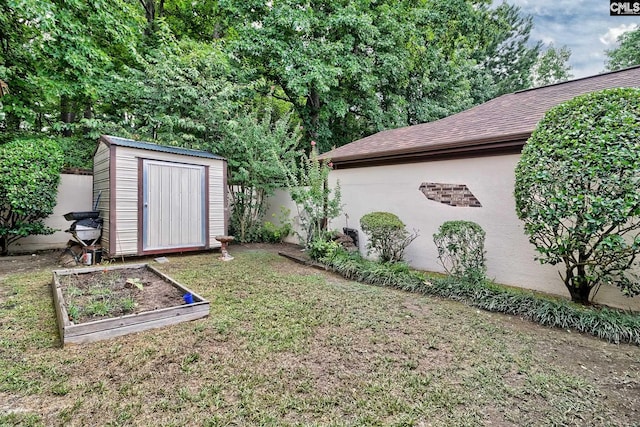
[321,65,640,167]
[100,135,225,160]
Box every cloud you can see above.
[505,0,640,78]
[506,0,593,17]
[599,23,639,45]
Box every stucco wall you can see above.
[264,188,305,245]
[327,154,640,311]
[8,173,93,253]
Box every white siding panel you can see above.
[93,142,111,252]
[113,147,139,255]
[208,163,225,247]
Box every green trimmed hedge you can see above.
[360,211,417,263]
[316,247,640,345]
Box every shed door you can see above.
[142,160,206,251]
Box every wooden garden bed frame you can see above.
[51,263,209,346]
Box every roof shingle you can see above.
[321,66,640,165]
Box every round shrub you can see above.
[514,88,640,304]
[433,220,486,283]
[360,211,417,263]
[0,137,64,255]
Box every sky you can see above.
[506,0,640,78]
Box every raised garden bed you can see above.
[51,263,209,346]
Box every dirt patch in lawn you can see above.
[2,244,640,426]
[0,250,62,280]
[56,267,185,324]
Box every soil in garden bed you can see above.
[57,267,186,324]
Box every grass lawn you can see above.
[1,245,639,426]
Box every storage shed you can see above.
[93,135,228,257]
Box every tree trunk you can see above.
[60,95,75,137]
[306,87,321,143]
[140,0,165,36]
[564,267,593,304]
[567,283,592,305]
[5,111,20,132]
[82,102,93,135]
[0,235,8,256]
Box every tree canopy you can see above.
[531,44,573,87]
[605,26,640,71]
[1,0,566,162]
[514,88,640,304]
[226,0,545,151]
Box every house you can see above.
[319,66,640,310]
[94,135,228,257]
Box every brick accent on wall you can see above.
[418,182,482,207]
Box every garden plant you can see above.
[0,137,64,255]
[433,220,487,284]
[360,211,418,263]
[284,141,341,248]
[515,88,640,304]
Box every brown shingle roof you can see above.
[321,66,640,166]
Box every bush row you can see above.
[316,246,640,346]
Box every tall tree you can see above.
[0,0,51,133]
[218,105,302,242]
[139,0,165,35]
[471,2,541,101]
[531,44,573,87]
[0,0,144,137]
[226,0,538,152]
[94,39,239,147]
[605,27,640,71]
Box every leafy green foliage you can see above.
[605,27,640,71]
[54,136,96,170]
[2,0,548,170]
[531,44,573,87]
[0,0,143,134]
[228,0,543,151]
[307,237,342,261]
[283,142,342,247]
[95,39,237,147]
[258,221,292,244]
[257,208,293,244]
[427,276,640,345]
[0,138,64,255]
[311,243,425,291]
[474,2,542,99]
[515,88,640,303]
[219,105,301,243]
[433,221,487,284]
[360,212,417,263]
